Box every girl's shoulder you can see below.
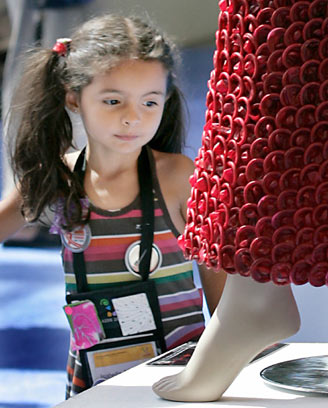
[151,149,194,171]
[153,150,195,193]
[151,149,194,181]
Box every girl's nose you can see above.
[122,106,141,127]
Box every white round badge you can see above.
[61,224,91,253]
[124,240,162,278]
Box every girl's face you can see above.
[68,59,168,156]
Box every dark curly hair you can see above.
[7,14,186,231]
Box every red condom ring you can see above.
[284,146,305,169]
[235,225,256,248]
[244,180,265,203]
[293,207,314,229]
[303,18,324,41]
[284,21,305,45]
[268,128,291,150]
[255,216,275,237]
[268,27,286,52]
[312,243,328,263]
[273,226,297,246]
[257,195,278,217]
[243,76,256,101]
[291,260,310,285]
[311,122,328,143]
[257,7,274,25]
[234,248,252,276]
[231,13,245,35]
[300,60,320,84]
[297,228,316,245]
[271,7,291,28]
[295,105,316,128]
[276,106,297,129]
[309,0,328,18]
[314,225,328,246]
[254,24,272,46]
[304,143,324,165]
[255,116,276,139]
[219,245,237,273]
[296,185,317,207]
[279,169,300,192]
[290,128,311,147]
[244,54,258,78]
[250,236,272,259]
[300,163,320,185]
[244,13,258,34]
[272,209,294,229]
[226,139,240,164]
[315,101,328,122]
[301,39,320,62]
[277,190,297,210]
[263,150,285,173]
[282,44,302,68]
[299,82,321,106]
[246,158,264,181]
[235,186,245,207]
[272,243,294,263]
[255,43,271,69]
[267,50,285,73]
[250,138,269,159]
[282,66,302,86]
[243,33,257,54]
[231,32,243,53]
[230,52,244,76]
[313,204,328,226]
[263,172,281,195]
[260,93,282,117]
[229,73,244,97]
[216,72,229,95]
[250,258,272,283]
[309,263,328,287]
[271,263,291,285]
[280,84,301,106]
[264,72,284,94]
[292,243,314,264]
[290,1,310,23]
[239,203,259,225]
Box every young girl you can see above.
[0,14,226,398]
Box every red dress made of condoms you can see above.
[179,0,328,287]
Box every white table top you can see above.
[55,343,328,407]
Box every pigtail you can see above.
[8,48,85,229]
[149,84,187,154]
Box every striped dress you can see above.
[63,152,205,398]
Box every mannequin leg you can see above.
[153,274,300,402]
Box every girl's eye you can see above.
[144,101,158,107]
[104,99,120,105]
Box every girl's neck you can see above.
[82,146,142,211]
[85,145,142,179]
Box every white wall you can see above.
[90,0,219,46]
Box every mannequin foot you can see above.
[153,275,300,402]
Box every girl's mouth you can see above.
[114,134,138,141]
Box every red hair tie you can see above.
[52,38,72,57]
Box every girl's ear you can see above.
[65,91,80,113]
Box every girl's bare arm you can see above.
[0,188,27,242]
